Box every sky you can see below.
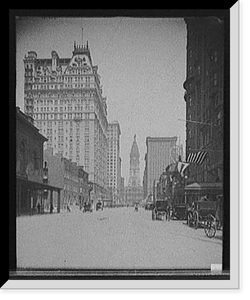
[16,16,187,185]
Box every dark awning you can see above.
[17,177,62,192]
[185,182,222,191]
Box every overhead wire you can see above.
[98,17,123,66]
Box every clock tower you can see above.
[128,134,141,186]
[126,134,143,205]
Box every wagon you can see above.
[152,200,169,221]
[83,202,93,213]
[96,201,103,211]
[203,195,223,238]
[187,199,217,229]
[172,204,187,220]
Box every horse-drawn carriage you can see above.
[152,200,170,221]
[187,195,223,238]
[83,202,93,213]
[172,203,187,220]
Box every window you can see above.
[213,73,218,86]
[19,141,27,174]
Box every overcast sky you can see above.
[16,16,187,185]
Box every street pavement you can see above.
[17,206,222,269]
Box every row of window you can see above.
[33,75,92,83]
[35,105,93,112]
[34,113,94,120]
[36,120,90,127]
[32,82,95,90]
[32,91,95,100]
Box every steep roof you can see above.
[130,134,140,158]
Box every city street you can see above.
[17,206,222,270]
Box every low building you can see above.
[16,107,60,215]
[44,148,90,211]
[78,166,89,209]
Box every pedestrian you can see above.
[166,205,171,221]
[67,204,71,212]
[37,202,41,214]
[50,203,53,214]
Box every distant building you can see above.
[125,135,143,205]
[183,17,224,184]
[107,121,121,205]
[119,177,125,204]
[23,42,108,203]
[16,107,60,215]
[143,136,177,200]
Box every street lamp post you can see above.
[184,175,188,204]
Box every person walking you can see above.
[50,203,53,214]
[37,202,41,214]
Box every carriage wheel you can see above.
[204,215,217,238]
[187,213,192,227]
[193,211,199,229]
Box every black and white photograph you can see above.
[7,7,240,289]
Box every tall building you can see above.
[23,42,108,201]
[107,121,121,205]
[143,136,177,200]
[183,17,224,184]
[125,135,143,205]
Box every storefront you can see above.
[16,177,61,216]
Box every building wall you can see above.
[44,148,89,211]
[120,177,125,204]
[78,166,89,207]
[144,137,177,197]
[184,17,224,183]
[23,43,108,200]
[16,107,47,215]
[62,157,79,206]
[16,107,46,184]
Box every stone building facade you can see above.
[23,42,108,203]
[107,121,121,205]
[143,136,177,200]
[183,17,224,184]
